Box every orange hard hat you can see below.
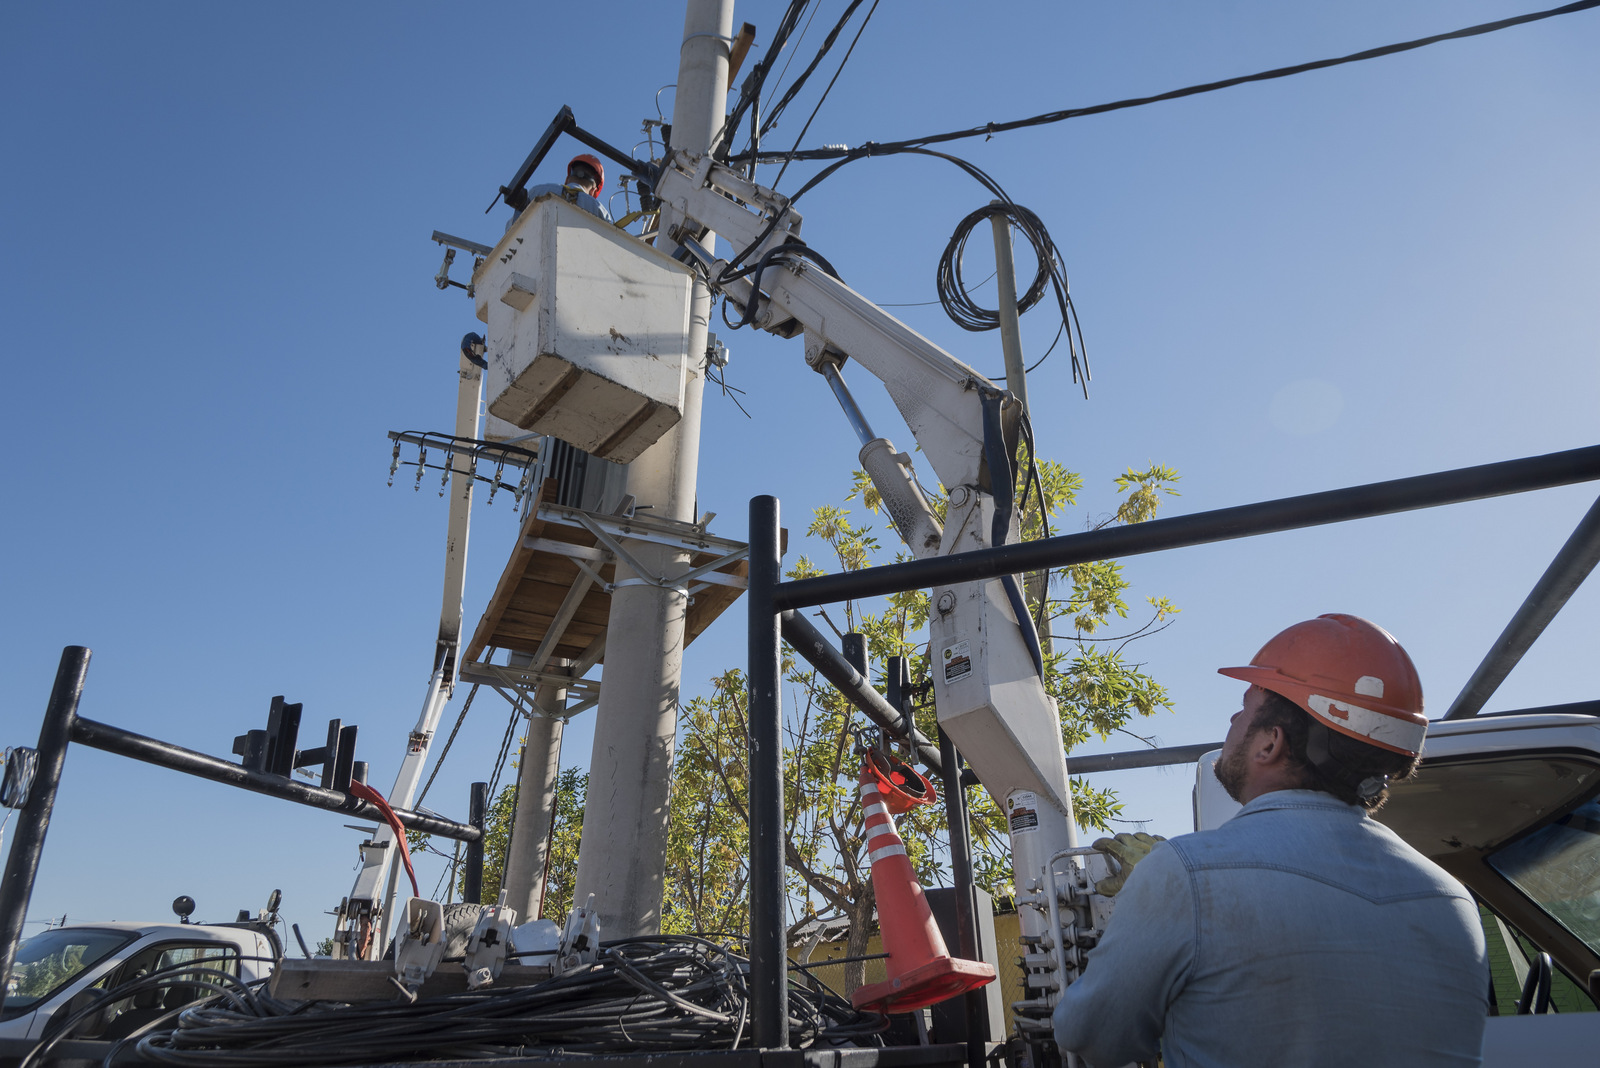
[1218,614,1426,757]
[861,748,937,814]
[567,153,605,196]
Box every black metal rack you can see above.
[0,653,487,1005]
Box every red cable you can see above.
[349,781,421,898]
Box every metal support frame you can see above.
[537,503,750,595]
[747,495,786,1049]
[0,647,89,1008]
[464,782,489,905]
[773,444,1600,610]
[1066,742,1224,775]
[66,717,478,840]
[938,728,988,1068]
[458,661,602,720]
[0,647,484,1010]
[492,105,658,215]
[1444,493,1600,719]
[780,610,945,774]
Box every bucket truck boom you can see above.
[654,150,1098,1029]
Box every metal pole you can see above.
[779,611,945,773]
[748,495,787,1049]
[988,204,1029,412]
[819,363,878,447]
[939,728,985,1068]
[363,345,485,954]
[574,0,733,938]
[775,444,1600,610]
[0,647,90,1009]
[67,716,479,840]
[1065,741,1225,775]
[1444,493,1600,719]
[464,782,489,905]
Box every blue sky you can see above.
[3,2,1596,942]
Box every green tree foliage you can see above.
[538,767,587,919]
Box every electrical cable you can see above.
[760,0,870,139]
[415,683,478,806]
[485,701,521,801]
[717,144,1088,391]
[797,146,1089,390]
[937,203,1050,330]
[730,0,1600,166]
[771,0,880,190]
[749,0,825,183]
[729,242,842,329]
[715,0,813,161]
[130,937,886,1066]
[21,958,272,1068]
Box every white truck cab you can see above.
[1195,712,1600,1061]
[0,918,277,1044]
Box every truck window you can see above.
[86,942,243,1041]
[0,928,134,1018]
[1480,905,1598,1013]
[1488,798,1600,959]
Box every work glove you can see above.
[1091,831,1166,896]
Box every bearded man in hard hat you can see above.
[1053,614,1488,1067]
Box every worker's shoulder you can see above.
[1162,793,1470,900]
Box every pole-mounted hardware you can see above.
[232,696,361,791]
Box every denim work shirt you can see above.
[1052,790,1488,1067]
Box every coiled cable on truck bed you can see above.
[131,936,885,1066]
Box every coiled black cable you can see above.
[716,147,1088,393]
[130,936,884,1066]
[937,202,1051,331]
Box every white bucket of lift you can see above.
[473,194,694,464]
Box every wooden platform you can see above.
[462,484,754,683]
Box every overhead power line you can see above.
[772,0,881,188]
[760,0,871,139]
[728,0,1600,165]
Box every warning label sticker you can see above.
[1008,791,1040,835]
[943,640,973,683]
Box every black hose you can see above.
[980,391,1045,678]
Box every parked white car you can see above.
[0,915,277,1044]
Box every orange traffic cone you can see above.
[850,762,995,1013]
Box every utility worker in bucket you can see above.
[1053,614,1488,1067]
[522,153,612,223]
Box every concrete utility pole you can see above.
[572,0,734,937]
[990,206,1052,657]
[989,204,1030,412]
[501,660,567,921]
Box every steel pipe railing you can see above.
[1444,493,1600,719]
[774,444,1600,610]
[747,495,786,1049]
[68,717,481,841]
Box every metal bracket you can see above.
[521,503,749,595]
[458,661,601,720]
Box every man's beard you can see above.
[1214,745,1248,803]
